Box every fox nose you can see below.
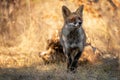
[78,21,82,25]
[74,21,82,27]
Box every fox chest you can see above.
[62,29,85,48]
[67,33,80,44]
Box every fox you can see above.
[60,5,86,72]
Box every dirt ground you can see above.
[0,51,119,80]
[0,62,119,80]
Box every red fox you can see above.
[60,5,86,72]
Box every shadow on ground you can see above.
[0,57,119,80]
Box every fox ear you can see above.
[62,6,71,19]
[76,5,84,16]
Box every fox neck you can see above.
[63,24,82,36]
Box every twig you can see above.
[107,0,117,10]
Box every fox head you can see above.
[62,5,84,29]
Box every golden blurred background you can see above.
[0,0,120,67]
[0,0,120,80]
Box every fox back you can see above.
[60,5,86,72]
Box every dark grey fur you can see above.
[60,5,86,72]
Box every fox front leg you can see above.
[64,48,72,72]
[71,50,83,71]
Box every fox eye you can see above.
[69,18,75,22]
[78,17,81,20]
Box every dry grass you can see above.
[0,0,120,80]
[0,62,119,80]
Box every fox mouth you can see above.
[74,26,81,29]
[74,23,81,29]
[75,23,80,27]
[66,22,82,29]
[75,21,82,26]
